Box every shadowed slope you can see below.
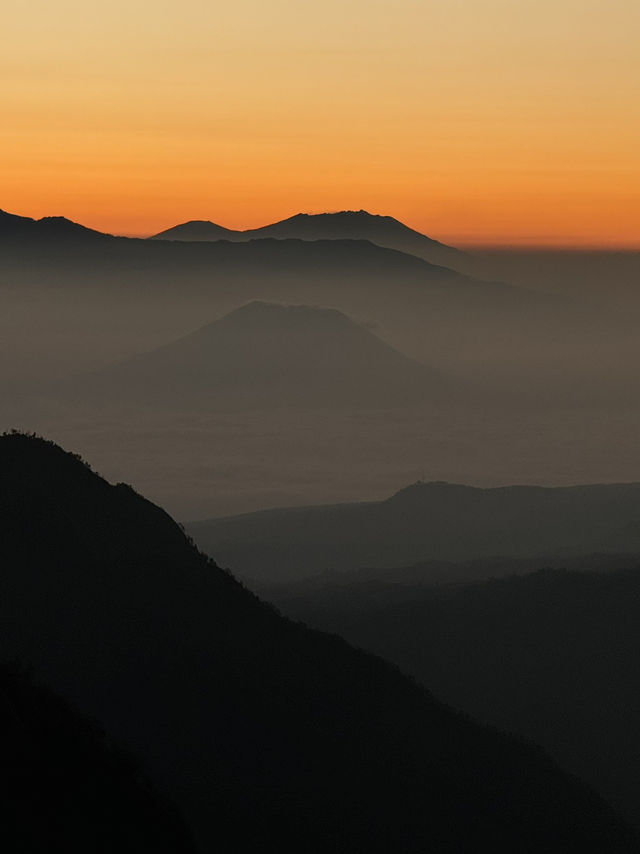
[0,665,195,853]
[1,433,637,853]
[265,566,640,831]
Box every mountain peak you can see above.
[290,209,382,219]
[0,431,98,482]
[217,300,358,333]
[151,219,236,241]
[85,300,447,410]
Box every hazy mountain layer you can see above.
[1,433,637,853]
[257,552,640,594]
[75,301,449,410]
[265,565,640,830]
[0,206,565,388]
[187,481,640,582]
[7,204,634,414]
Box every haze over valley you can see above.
[3,207,640,517]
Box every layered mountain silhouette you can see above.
[151,210,464,269]
[1,204,562,388]
[0,207,525,314]
[258,552,640,593]
[79,301,449,409]
[187,481,640,582]
[0,208,110,242]
[267,565,640,831]
[1,665,195,853]
[1,432,638,853]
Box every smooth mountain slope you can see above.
[151,210,464,269]
[81,300,449,409]
[186,480,640,582]
[1,665,195,854]
[151,219,239,241]
[1,433,637,853]
[266,566,640,830]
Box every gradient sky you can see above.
[3,0,639,246]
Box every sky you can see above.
[2,0,639,246]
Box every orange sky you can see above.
[2,0,639,247]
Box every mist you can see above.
[2,211,640,519]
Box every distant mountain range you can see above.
[0,205,514,305]
[186,481,640,582]
[2,432,637,853]
[0,204,585,401]
[0,207,463,272]
[78,301,449,410]
[151,209,465,268]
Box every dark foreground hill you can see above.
[187,480,640,582]
[1,433,637,853]
[0,665,195,853]
[80,300,448,409]
[151,209,465,269]
[265,566,640,831]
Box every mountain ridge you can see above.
[0,208,111,240]
[187,480,640,581]
[150,209,465,268]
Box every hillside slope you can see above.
[0,665,195,853]
[266,566,640,830]
[1,433,637,853]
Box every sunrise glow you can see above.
[3,0,638,246]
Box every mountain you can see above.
[151,209,465,268]
[81,301,449,409]
[1,665,195,854]
[1,432,637,853]
[152,219,239,241]
[186,481,640,582]
[265,565,640,831]
[0,213,525,319]
[0,208,110,241]
[2,205,566,391]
